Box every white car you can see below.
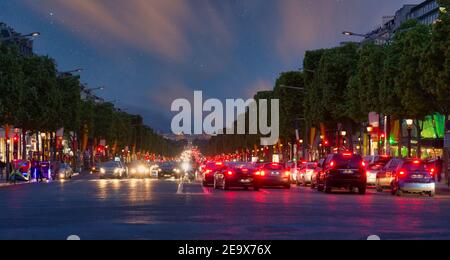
[298,162,318,186]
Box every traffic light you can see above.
[13,135,19,143]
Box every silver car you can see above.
[376,158,402,192]
[391,159,436,197]
[56,163,74,180]
[99,161,127,179]
[298,162,318,186]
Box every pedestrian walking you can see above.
[0,157,5,181]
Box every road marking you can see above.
[177,181,185,194]
[202,185,211,195]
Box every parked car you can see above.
[214,162,259,191]
[202,161,226,187]
[298,162,318,187]
[99,161,127,179]
[253,162,291,189]
[391,159,436,197]
[364,155,392,186]
[376,158,403,192]
[317,152,367,194]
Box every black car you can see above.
[201,161,226,187]
[157,161,180,179]
[214,162,259,191]
[254,162,291,189]
[317,152,367,194]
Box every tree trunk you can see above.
[416,120,423,159]
[22,129,27,160]
[398,118,403,158]
[445,114,449,185]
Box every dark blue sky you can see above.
[0,0,420,132]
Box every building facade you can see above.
[364,0,441,44]
[407,0,440,25]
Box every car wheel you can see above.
[317,183,324,192]
[324,182,332,194]
[223,179,229,190]
[359,186,366,195]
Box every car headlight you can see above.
[114,168,121,174]
[100,168,106,174]
[138,165,146,173]
[59,173,65,179]
[131,169,137,174]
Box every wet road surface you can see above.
[1,175,450,240]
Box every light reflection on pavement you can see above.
[0,174,449,240]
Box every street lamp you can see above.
[279,85,305,91]
[342,31,367,38]
[406,119,414,158]
[22,32,41,38]
[367,125,373,156]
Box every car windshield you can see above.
[160,162,175,168]
[333,154,363,169]
[103,162,120,168]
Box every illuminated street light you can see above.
[406,119,414,158]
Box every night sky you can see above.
[0,0,421,132]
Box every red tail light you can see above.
[329,161,336,169]
[242,168,249,173]
[413,160,421,165]
[215,162,223,166]
[430,168,435,176]
[399,170,406,177]
[343,152,353,157]
[362,161,366,168]
[227,170,234,176]
[205,169,212,175]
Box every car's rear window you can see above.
[263,163,285,170]
[403,162,427,172]
[333,154,363,169]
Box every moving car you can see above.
[376,158,403,192]
[254,162,291,189]
[391,159,436,197]
[99,161,127,179]
[55,163,74,180]
[364,155,392,186]
[317,152,367,194]
[298,162,318,187]
[157,161,180,179]
[202,161,226,187]
[128,160,151,178]
[286,161,299,184]
[311,158,325,189]
[214,162,259,191]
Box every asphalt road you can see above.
[1,175,450,240]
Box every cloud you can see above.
[246,79,273,98]
[24,0,233,62]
